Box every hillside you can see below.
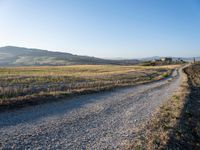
[0,46,138,66]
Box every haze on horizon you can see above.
[0,0,200,58]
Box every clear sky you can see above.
[0,0,200,58]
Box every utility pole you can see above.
[194,57,196,64]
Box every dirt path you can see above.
[0,68,183,149]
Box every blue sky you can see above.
[0,0,200,58]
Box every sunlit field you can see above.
[0,65,180,107]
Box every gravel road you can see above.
[0,68,182,150]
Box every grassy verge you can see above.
[128,66,189,150]
[0,65,179,110]
[129,64,200,150]
[167,64,200,149]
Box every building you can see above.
[151,57,172,65]
[161,57,172,64]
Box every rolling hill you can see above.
[0,46,139,66]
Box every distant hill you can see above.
[140,56,161,61]
[0,46,139,66]
[140,56,200,62]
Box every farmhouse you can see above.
[151,57,172,65]
[161,57,172,63]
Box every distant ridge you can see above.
[0,46,139,66]
[140,56,200,62]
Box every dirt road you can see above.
[0,68,182,149]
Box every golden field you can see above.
[0,65,180,107]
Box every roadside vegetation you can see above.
[169,63,200,149]
[0,65,179,109]
[129,63,200,150]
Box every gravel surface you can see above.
[0,68,182,150]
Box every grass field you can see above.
[0,65,180,108]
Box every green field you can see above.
[0,65,180,107]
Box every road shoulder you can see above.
[128,66,190,149]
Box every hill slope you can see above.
[0,46,138,66]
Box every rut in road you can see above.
[0,68,182,149]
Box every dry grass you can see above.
[0,65,179,109]
[128,66,189,150]
[167,64,200,149]
[129,64,200,150]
